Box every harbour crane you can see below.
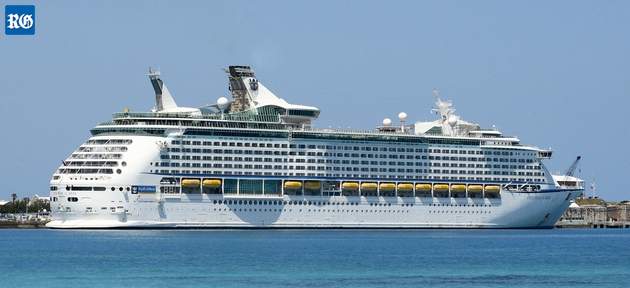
[565,156,582,177]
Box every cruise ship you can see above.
[47,66,584,228]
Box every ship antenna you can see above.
[431,88,454,120]
[432,88,440,99]
[431,88,440,116]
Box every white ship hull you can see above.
[48,66,584,229]
[48,182,580,229]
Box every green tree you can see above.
[0,198,50,214]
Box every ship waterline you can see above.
[48,65,583,228]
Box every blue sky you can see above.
[1,1,628,200]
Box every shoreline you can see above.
[0,221,49,229]
[2,222,628,229]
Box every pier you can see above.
[0,214,50,228]
[556,199,630,228]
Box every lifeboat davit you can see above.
[284,181,302,190]
[181,179,201,187]
[379,183,396,191]
[451,184,466,192]
[485,185,501,193]
[304,181,321,190]
[467,185,483,193]
[397,183,414,192]
[202,179,221,188]
[415,183,432,192]
[360,182,378,191]
[433,184,449,192]
[342,182,359,191]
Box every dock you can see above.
[0,213,50,228]
[556,200,630,228]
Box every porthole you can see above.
[126,187,130,192]
[116,169,122,174]
[121,161,127,167]
[119,187,123,191]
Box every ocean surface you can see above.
[1,229,629,288]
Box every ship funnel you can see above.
[226,65,256,113]
[148,68,178,112]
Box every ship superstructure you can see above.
[47,66,583,228]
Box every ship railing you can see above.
[300,127,521,140]
[113,112,202,119]
[299,127,413,136]
[112,112,281,123]
[98,116,521,141]
[222,194,284,199]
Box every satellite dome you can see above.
[382,118,392,126]
[398,112,408,121]
[217,97,229,110]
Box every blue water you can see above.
[1,229,629,288]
